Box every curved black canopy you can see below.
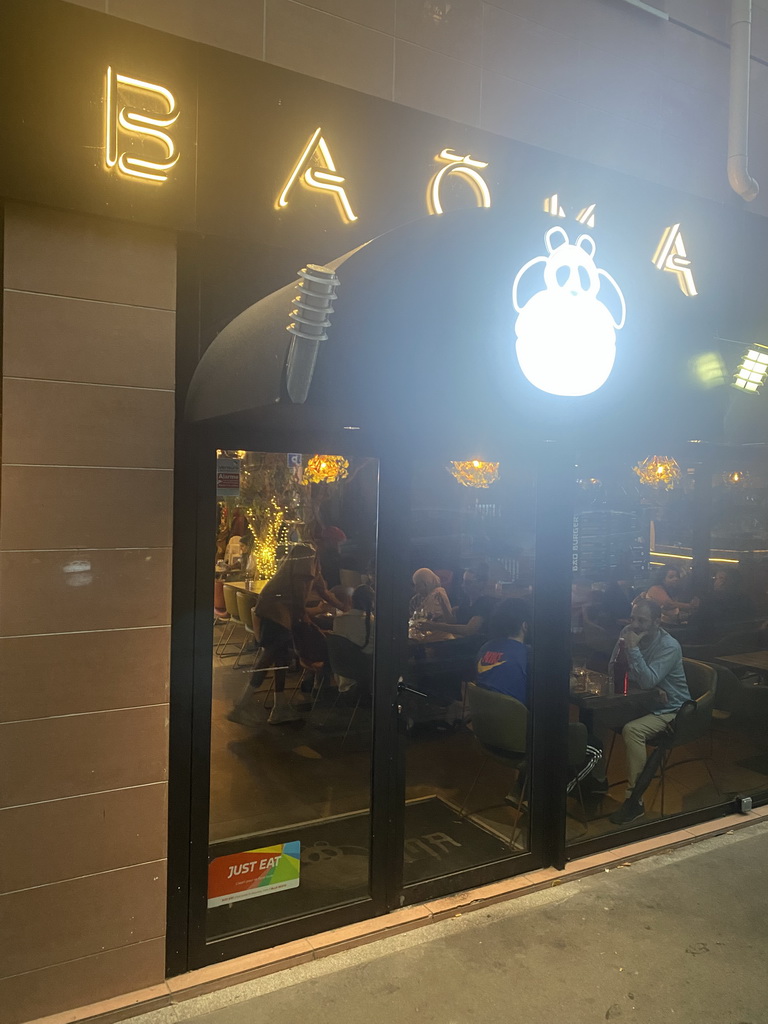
[185,206,766,454]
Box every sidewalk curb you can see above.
[23,806,768,1024]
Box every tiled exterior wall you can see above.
[0,204,176,1024]
[1,1,765,1022]
[63,0,768,217]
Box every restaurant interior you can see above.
[205,442,768,941]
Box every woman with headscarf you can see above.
[228,543,319,726]
[409,568,455,639]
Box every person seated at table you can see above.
[475,598,530,704]
[307,583,352,624]
[607,597,692,825]
[428,563,499,639]
[688,566,756,638]
[644,566,699,626]
[409,568,454,639]
[333,584,375,692]
[315,525,346,589]
[306,572,348,618]
[477,600,602,802]
[228,543,320,726]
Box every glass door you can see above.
[205,449,382,941]
[397,453,544,899]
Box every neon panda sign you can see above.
[512,226,626,397]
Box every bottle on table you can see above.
[613,637,629,695]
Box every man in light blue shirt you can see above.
[609,597,691,825]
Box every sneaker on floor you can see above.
[609,800,645,825]
[267,704,303,725]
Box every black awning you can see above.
[184,206,767,452]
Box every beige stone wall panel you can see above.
[0,862,166,979]
[3,204,176,309]
[1,379,174,470]
[0,784,168,894]
[0,939,166,1024]
[0,627,170,723]
[0,548,171,637]
[109,0,265,58]
[394,40,481,123]
[265,0,395,99]
[2,290,175,390]
[0,466,173,551]
[396,0,483,64]
[0,705,168,807]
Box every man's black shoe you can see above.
[609,800,645,825]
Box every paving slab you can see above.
[125,820,768,1024]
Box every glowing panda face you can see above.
[512,227,627,397]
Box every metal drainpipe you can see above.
[728,0,759,201]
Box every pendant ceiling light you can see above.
[633,455,681,490]
[723,469,749,485]
[303,454,349,484]
[449,460,500,488]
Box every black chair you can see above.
[323,632,373,743]
[566,721,597,834]
[713,663,768,726]
[641,658,718,815]
[460,682,528,848]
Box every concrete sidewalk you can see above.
[135,822,768,1024]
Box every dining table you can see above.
[223,579,267,594]
[714,649,768,687]
[570,672,658,733]
[714,649,768,673]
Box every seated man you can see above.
[609,598,692,825]
[475,598,530,704]
[477,599,602,800]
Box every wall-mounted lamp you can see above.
[284,265,339,403]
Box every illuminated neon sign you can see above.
[104,67,179,182]
[427,149,492,215]
[276,127,358,223]
[545,195,596,227]
[652,223,697,296]
[513,227,626,397]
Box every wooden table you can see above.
[223,579,267,595]
[715,650,768,674]
[570,684,658,733]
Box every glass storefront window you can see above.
[568,447,768,845]
[207,451,379,938]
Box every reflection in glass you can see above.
[207,451,378,938]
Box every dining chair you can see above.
[460,682,528,848]
[234,590,261,669]
[323,632,373,744]
[644,658,718,816]
[216,585,244,657]
[565,722,595,835]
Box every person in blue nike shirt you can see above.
[475,598,531,704]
